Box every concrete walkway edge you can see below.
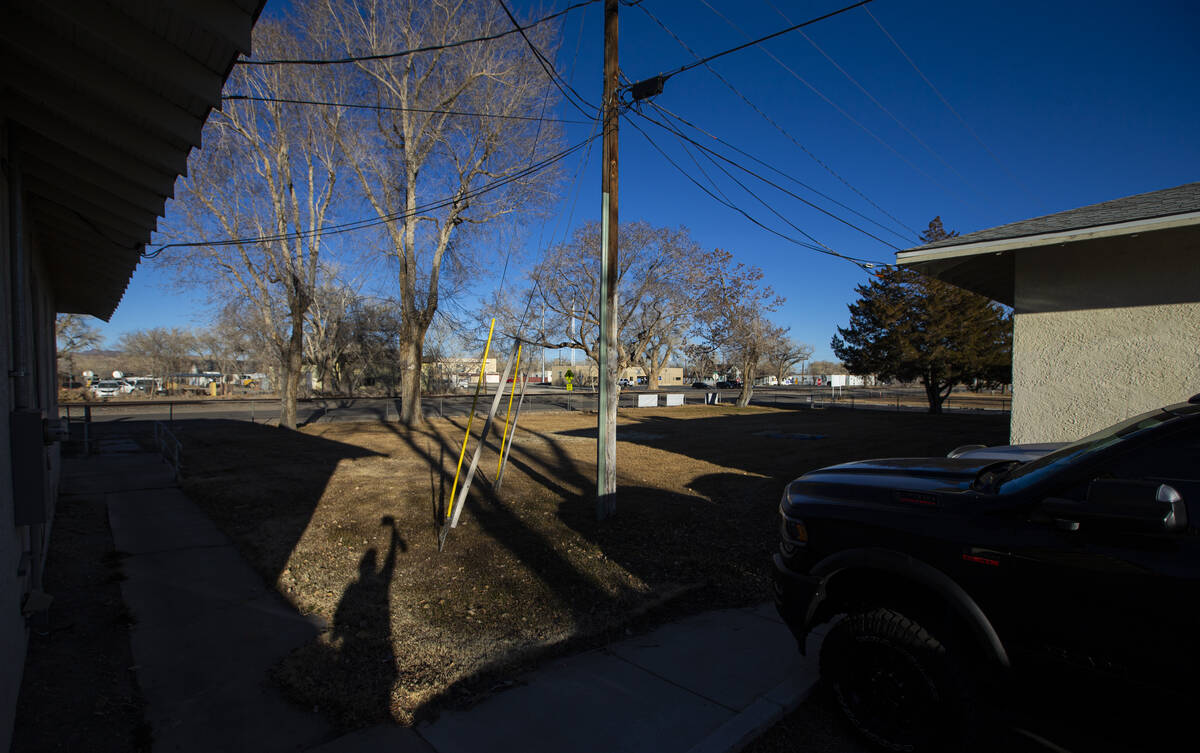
[684,671,818,753]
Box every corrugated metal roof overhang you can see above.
[1,0,266,321]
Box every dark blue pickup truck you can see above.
[774,396,1200,751]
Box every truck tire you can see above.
[820,607,968,752]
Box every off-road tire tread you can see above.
[820,606,966,752]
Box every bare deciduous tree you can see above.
[807,360,849,377]
[695,249,783,407]
[162,18,345,428]
[310,0,566,425]
[305,277,361,395]
[516,221,701,385]
[762,333,813,386]
[55,314,103,384]
[340,299,405,396]
[118,328,198,392]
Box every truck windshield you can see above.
[997,408,1178,493]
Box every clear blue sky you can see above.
[94,0,1200,363]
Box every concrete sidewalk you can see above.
[69,444,818,753]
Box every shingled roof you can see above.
[895,182,1200,305]
[918,182,1200,250]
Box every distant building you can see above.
[791,374,875,387]
[547,364,685,387]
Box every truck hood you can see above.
[784,457,1001,511]
[948,442,1066,462]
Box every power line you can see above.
[697,0,975,210]
[221,94,593,124]
[144,134,599,257]
[762,0,987,200]
[668,119,846,258]
[635,2,918,240]
[624,111,886,269]
[495,0,599,119]
[863,6,1034,201]
[236,0,600,66]
[646,99,913,244]
[640,107,898,253]
[636,107,899,254]
[657,0,876,82]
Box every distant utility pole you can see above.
[597,0,619,520]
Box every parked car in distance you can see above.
[618,377,632,387]
[774,395,1200,751]
[90,380,125,398]
[691,381,712,389]
[715,380,742,389]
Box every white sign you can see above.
[665,393,684,407]
[637,394,658,408]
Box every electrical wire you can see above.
[635,2,918,240]
[656,0,876,82]
[763,0,986,200]
[638,105,903,251]
[221,94,593,124]
[863,6,1034,200]
[645,99,913,244]
[237,0,600,66]
[697,0,975,209]
[504,115,601,350]
[642,110,892,265]
[624,111,886,270]
[641,107,883,257]
[143,133,599,258]
[495,0,599,119]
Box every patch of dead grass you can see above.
[176,405,1008,728]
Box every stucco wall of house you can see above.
[1011,234,1200,443]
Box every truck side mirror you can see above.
[1045,480,1187,533]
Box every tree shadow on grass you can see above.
[551,407,1009,479]
[513,408,1009,626]
[380,418,624,619]
[172,418,384,588]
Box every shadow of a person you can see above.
[329,515,406,721]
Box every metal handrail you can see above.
[154,421,182,480]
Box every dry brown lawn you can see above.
[176,404,1007,728]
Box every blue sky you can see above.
[95,0,1200,362]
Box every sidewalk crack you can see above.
[605,650,739,712]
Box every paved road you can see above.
[60,386,1008,425]
[60,387,728,424]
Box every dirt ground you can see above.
[13,485,151,752]
[173,404,1007,728]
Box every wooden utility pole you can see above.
[597,0,619,520]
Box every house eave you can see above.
[897,210,1200,265]
[895,210,1200,307]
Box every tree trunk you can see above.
[922,377,951,414]
[398,336,423,426]
[737,362,755,407]
[279,313,305,429]
[646,366,660,389]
